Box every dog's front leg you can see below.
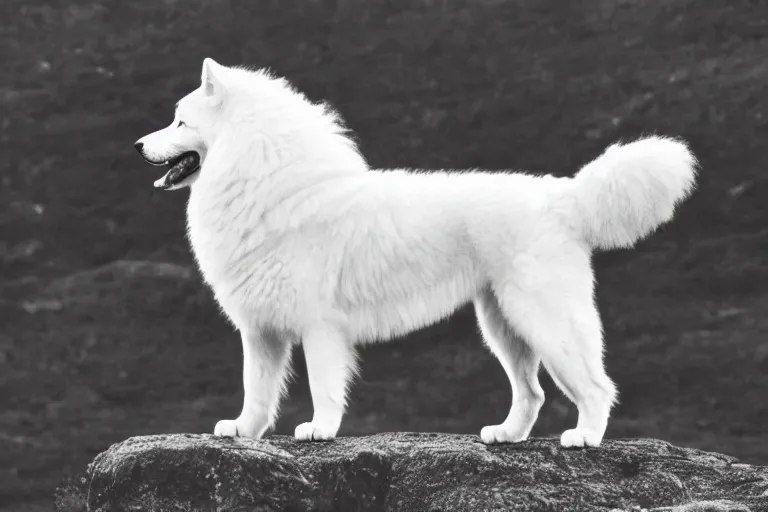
[294,324,357,441]
[214,327,292,438]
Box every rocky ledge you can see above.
[55,433,767,511]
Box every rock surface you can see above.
[55,433,768,512]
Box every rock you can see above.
[22,260,200,314]
[44,260,195,296]
[55,433,768,512]
[0,239,43,263]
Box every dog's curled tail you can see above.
[571,135,698,250]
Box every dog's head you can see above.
[134,58,232,190]
[135,58,366,191]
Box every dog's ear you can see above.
[201,58,225,104]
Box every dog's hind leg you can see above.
[475,287,545,444]
[214,327,293,439]
[496,255,618,448]
[294,323,358,441]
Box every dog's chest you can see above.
[185,186,281,296]
[187,209,310,332]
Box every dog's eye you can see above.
[177,121,186,128]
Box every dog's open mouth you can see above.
[153,152,201,190]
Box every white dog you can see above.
[135,58,697,448]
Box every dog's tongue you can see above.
[153,173,173,189]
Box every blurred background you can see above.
[2,0,767,509]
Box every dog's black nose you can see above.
[134,141,144,153]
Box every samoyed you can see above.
[135,58,697,448]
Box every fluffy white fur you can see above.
[136,58,698,448]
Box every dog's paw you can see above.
[214,414,269,438]
[294,422,337,442]
[480,424,527,444]
[213,419,242,437]
[560,428,602,448]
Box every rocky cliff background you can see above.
[2,0,767,509]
